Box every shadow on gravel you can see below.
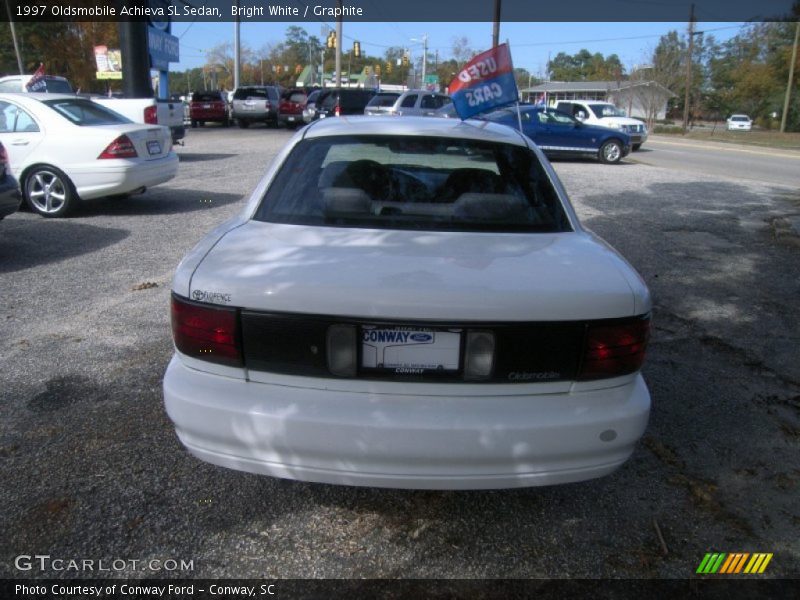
[0,219,129,274]
[77,188,244,217]
[176,153,237,163]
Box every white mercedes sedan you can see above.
[164,116,651,490]
[0,93,178,217]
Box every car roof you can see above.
[302,115,529,146]
[0,92,80,104]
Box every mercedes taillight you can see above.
[98,135,138,159]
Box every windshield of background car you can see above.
[42,78,74,93]
[43,99,131,125]
[254,135,572,233]
[590,103,626,118]
[367,94,401,108]
[193,92,222,102]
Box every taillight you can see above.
[334,104,340,117]
[98,135,138,159]
[144,105,157,124]
[578,316,650,380]
[171,295,243,367]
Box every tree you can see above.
[547,49,625,81]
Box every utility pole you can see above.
[492,0,501,48]
[780,21,799,133]
[682,3,695,133]
[4,0,24,74]
[421,34,428,89]
[335,0,343,87]
[233,1,240,90]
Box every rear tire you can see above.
[199,121,205,127]
[24,165,77,218]
[222,117,230,127]
[599,140,623,164]
[191,119,198,128]
[238,119,249,129]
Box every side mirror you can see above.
[576,111,587,121]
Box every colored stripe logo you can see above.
[696,553,773,574]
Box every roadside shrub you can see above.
[653,125,684,134]
[755,116,773,130]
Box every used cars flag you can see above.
[448,43,519,120]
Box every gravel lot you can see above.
[1,125,798,579]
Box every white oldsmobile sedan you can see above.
[0,93,178,217]
[164,117,652,490]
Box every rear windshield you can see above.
[43,99,131,125]
[339,90,376,109]
[41,78,74,93]
[254,135,571,233]
[282,90,307,103]
[193,92,222,102]
[730,115,750,121]
[234,88,268,100]
[367,93,400,108]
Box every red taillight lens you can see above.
[144,105,157,124]
[578,316,650,380]
[171,295,243,367]
[98,135,138,159]
[334,104,340,117]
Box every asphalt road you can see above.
[631,135,800,188]
[1,126,798,580]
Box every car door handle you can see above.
[11,139,29,146]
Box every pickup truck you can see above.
[0,74,185,144]
[553,100,647,150]
[92,96,186,145]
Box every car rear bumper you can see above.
[163,355,651,489]
[71,153,179,200]
[278,113,303,125]
[0,177,20,219]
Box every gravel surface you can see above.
[1,125,798,579]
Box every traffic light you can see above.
[385,61,392,74]
[402,53,409,67]
[375,64,381,76]
[353,41,361,58]
[276,65,282,74]
[364,66,371,75]
[326,31,337,49]
[295,64,302,75]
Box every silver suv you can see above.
[231,86,281,128]
[389,90,451,116]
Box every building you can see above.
[521,80,676,121]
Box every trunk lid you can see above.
[189,222,638,322]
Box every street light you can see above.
[410,35,428,89]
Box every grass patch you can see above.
[652,124,800,150]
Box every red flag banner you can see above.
[25,63,47,92]
[448,43,519,120]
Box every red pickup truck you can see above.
[189,91,229,128]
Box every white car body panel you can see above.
[188,222,641,321]
[164,116,652,489]
[0,93,178,201]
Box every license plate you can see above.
[361,326,461,374]
[319,114,326,118]
[243,105,254,111]
[288,116,295,121]
[203,103,211,109]
[146,140,161,155]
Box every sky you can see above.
[170,20,747,80]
